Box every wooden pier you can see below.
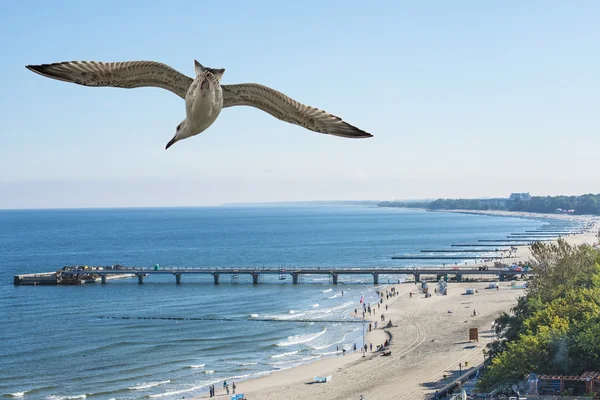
[14,265,530,286]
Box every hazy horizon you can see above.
[0,176,597,210]
[2,1,598,209]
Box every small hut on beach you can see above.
[536,371,600,395]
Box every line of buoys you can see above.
[391,255,502,260]
[420,249,508,253]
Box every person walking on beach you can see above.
[223,380,229,394]
[232,382,236,394]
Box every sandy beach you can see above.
[195,212,599,400]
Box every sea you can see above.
[0,205,569,399]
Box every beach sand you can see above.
[195,212,599,400]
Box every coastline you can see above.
[191,210,599,400]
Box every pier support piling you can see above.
[373,273,379,285]
[292,273,299,284]
[456,273,463,282]
[137,274,144,284]
[101,274,107,284]
[175,273,182,284]
[252,273,259,285]
[332,273,338,284]
[213,273,220,285]
[414,273,421,283]
[499,274,505,282]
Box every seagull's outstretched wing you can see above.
[221,83,373,138]
[26,61,193,99]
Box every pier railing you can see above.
[14,265,533,286]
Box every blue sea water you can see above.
[0,206,561,399]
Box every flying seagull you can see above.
[26,60,373,149]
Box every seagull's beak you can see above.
[165,137,178,150]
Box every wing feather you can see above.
[221,83,372,138]
[26,61,193,99]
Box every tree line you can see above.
[478,239,600,392]
[378,194,600,215]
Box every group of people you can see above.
[208,380,236,397]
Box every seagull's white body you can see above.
[171,61,224,148]
[26,59,373,149]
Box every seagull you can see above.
[26,60,373,149]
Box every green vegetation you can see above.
[478,239,600,391]
[378,194,600,215]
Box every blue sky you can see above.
[1,1,598,208]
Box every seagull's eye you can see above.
[176,123,182,131]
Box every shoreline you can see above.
[191,211,599,400]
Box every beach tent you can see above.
[465,288,475,295]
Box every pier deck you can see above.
[14,266,530,286]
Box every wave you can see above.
[45,395,87,400]
[328,295,338,299]
[322,288,333,293]
[276,328,327,347]
[300,355,322,361]
[270,350,299,358]
[249,313,259,318]
[147,384,206,399]
[265,312,306,320]
[310,303,319,308]
[316,350,340,356]
[128,380,170,390]
[239,362,258,366]
[311,332,350,350]
[329,301,354,312]
[187,364,205,369]
[7,392,27,398]
[203,370,215,374]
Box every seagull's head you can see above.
[165,121,188,150]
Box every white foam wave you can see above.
[310,303,319,308]
[240,362,258,366]
[270,350,299,358]
[301,355,322,361]
[148,384,206,398]
[8,392,26,398]
[46,395,87,400]
[311,332,350,350]
[270,359,297,366]
[128,380,170,390]
[249,313,259,318]
[330,301,354,311]
[322,288,333,293]
[316,350,340,356]
[267,312,306,320]
[203,370,215,374]
[187,364,205,369]
[328,295,338,299]
[276,328,327,347]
